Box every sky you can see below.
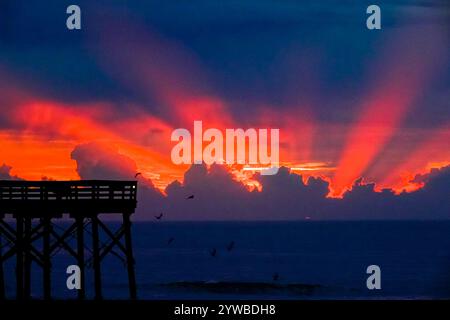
[0,0,449,219]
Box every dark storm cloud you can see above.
[71,142,165,216]
[162,164,334,220]
[337,166,450,220]
[71,142,138,180]
[162,164,450,220]
[0,164,22,180]
[4,144,449,220]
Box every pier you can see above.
[0,180,137,300]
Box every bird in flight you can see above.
[155,213,163,220]
[272,273,280,281]
[167,237,175,245]
[134,172,142,178]
[186,195,195,200]
[209,248,217,257]
[226,241,235,252]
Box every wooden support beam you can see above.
[49,224,78,258]
[92,215,102,300]
[98,227,126,261]
[123,213,137,300]
[24,217,32,299]
[0,227,5,300]
[98,220,127,255]
[76,217,85,300]
[43,217,51,300]
[16,216,24,300]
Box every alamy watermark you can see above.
[366,265,381,290]
[171,121,280,175]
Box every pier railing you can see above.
[0,180,137,215]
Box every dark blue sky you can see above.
[1,0,448,126]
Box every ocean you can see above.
[3,221,450,299]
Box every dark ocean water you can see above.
[4,221,450,299]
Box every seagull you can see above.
[167,237,175,245]
[155,213,163,220]
[272,273,280,281]
[209,248,217,257]
[134,172,142,178]
[226,241,235,252]
[186,195,195,200]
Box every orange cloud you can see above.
[2,99,183,188]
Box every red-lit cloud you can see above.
[331,25,448,196]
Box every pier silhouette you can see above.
[0,180,137,300]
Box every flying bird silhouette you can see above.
[272,273,280,281]
[209,248,217,257]
[155,213,163,220]
[186,195,195,200]
[226,241,235,251]
[167,237,175,245]
[134,172,142,178]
